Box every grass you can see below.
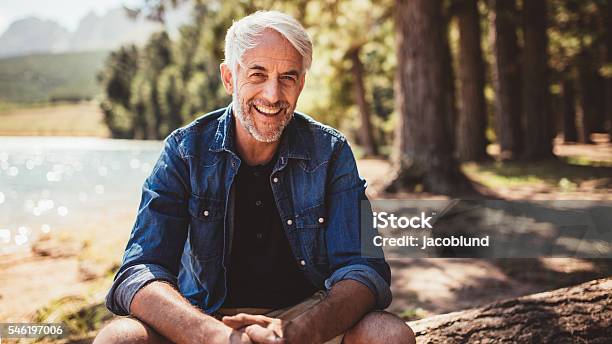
[0,51,108,103]
[0,101,109,137]
[28,229,123,343]
[32,278,114,343]
[462,158,612,190]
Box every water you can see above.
[0,136,163,254]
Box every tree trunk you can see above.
[456,0,488,162]
[522,0,553,159]
[562,75,578,143]
[607,0,612,142]
[391,0,473,195]
[409,278,612,343]
[348,46,378,157]
[577,51,598,144]
[489,0,523,160]
[442,4,457,159]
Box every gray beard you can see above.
[232,91,293,143]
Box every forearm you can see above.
[130,281,230,344]
[286,279,376,343]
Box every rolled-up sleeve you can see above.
[106,264,178,315]
[105,131,191,316]
[323,139,392,309]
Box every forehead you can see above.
[240,29,303,72]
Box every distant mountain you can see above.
[69,8,162,52]
[0,7,188,58]
[0,17,71,57]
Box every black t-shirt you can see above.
[222,153,319,308]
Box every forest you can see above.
[98,0,611,196]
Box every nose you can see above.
[261,78,281,104]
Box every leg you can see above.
[93,317,174,344]
[342,311,416,344]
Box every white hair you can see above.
[224,10,313,75]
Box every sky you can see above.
[0,0,142,34]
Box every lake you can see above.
[0,136,163,254]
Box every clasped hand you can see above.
[222,313,286,344]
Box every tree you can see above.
[548,0,610,145]
[98,45,140,138]
[157,65,185,137]
[456,0,488,162]
[577,50,604,144]
[130,71,153,140]
[141,31,173,139]
[390,0,472,195]
[606,0,612,142]
[348,46,379,157]
[409,278,612,343]
[522,0,554,159]
[302,0,393,155]
[562,74,579,142]
[489,0,523,160]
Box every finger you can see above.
[229,329,254,344]
[222,314,271,329]
[245,324,285,344]
[222,316,246,330]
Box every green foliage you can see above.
[548,0,609,74]
[34,296,112,340]
[157,65,185,136]
[0,51,107,103]
[98,0,396,141]
[99,0,610,147]
[98,2,243,139]
[98,45,139,138]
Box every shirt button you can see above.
[286,219,293,225]
[255,200,263,207]
[256,233,263,239]
[318,217,325,223]
[300,260,306,266]
[273,177,279,183]
[203,210,209,217]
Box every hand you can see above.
[222,314,285,344]
[228,328,254,344]
[219,323,254,344]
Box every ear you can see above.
[220,63,234,94]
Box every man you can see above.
[95,10,415,344]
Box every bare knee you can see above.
[94,317,171,344]
[343,311,416,344]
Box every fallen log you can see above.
[408,278,612,343]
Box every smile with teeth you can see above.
[253,104,283,116]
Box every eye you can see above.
[249,73,266,80]
[280,75,297,84]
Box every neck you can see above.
[234,120,280,166]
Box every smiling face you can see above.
[221,29,305,143]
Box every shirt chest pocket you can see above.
[188,194,224,222]
[296,204,327,229]
[296,204,329,268]
[187,194,225,260]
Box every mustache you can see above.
[248,99,290,109]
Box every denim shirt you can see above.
[105,104,392,316]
